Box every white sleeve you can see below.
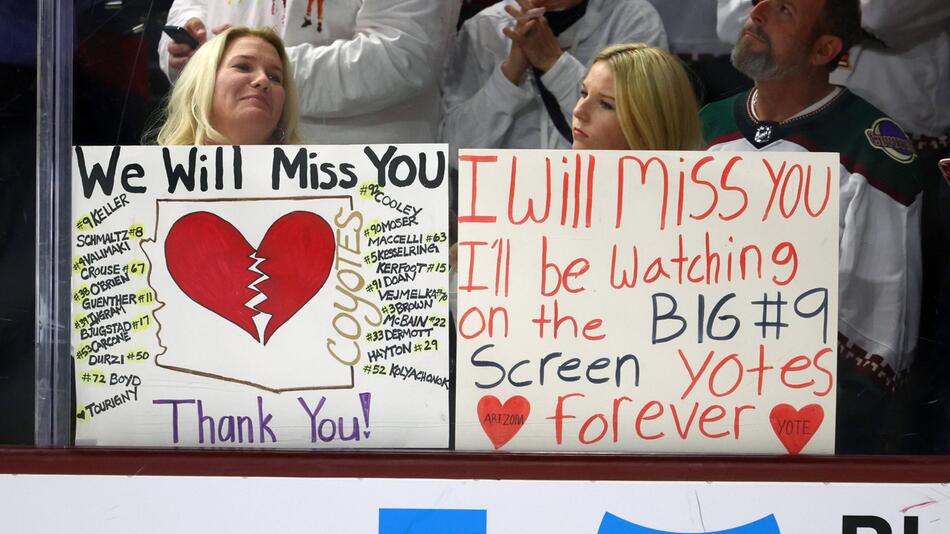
[157,0,207,82]
[440,19,535,149]
[838,175,922,374]
[717,0,750,44]
[860,0,950,49]
[540,52,587,124]
[620,2,669,51]
[285,0,452,119]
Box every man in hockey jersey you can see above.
[701,0,923,453]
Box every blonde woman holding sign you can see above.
[158,27,301,146]
[572,43,704,151]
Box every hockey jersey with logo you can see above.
[701,89,923,389]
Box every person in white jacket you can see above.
[441,0,667,151]
[158,0,460,144]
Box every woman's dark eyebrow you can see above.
[228,54,283,73]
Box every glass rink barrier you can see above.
[2,1,950,532]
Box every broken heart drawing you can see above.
[164,211,335,344]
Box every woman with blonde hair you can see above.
[157,26,301,145]
[572,43,704,151]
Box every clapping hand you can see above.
[503,0,563,74]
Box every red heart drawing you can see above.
[477,395,530,450]
[165,211,335,344]
[769,403,824,455]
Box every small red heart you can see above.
[165,211,334,344]
[769,403,824,455]
[477,395,530,450]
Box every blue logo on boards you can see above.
[598,513,781,534]
[379,509,487,534]
[376,508,780,533]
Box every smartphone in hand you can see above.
[163,25,200,49]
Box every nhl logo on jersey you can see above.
[754,124,774,145]
[865,118,916,163]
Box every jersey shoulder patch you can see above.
[792,92,923,205]
[864,118,916,164]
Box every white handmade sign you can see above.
[71,144,449,448]
[455,150,839,454]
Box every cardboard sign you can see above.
[71,144,449,448]
[455,150,839,454]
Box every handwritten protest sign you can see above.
[71,145,449,448]
[455,150,838,454]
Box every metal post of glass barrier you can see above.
[36,0,74,447]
